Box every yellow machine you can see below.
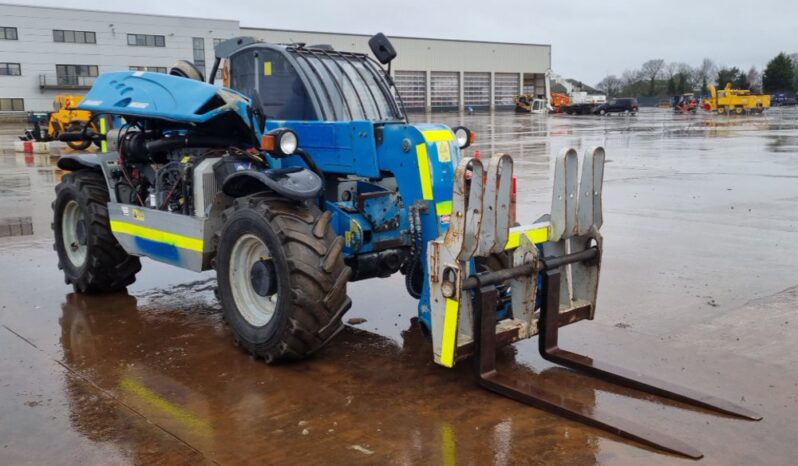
[21,95,97,150]
[702,83,771,114]
[49,95,97,149]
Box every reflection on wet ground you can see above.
[1,109,798,465]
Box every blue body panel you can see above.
[266,120,381,177]
[76,70,462,331]
[267,119,458,328]
[77,71,252,125]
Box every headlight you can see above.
[453,126,473,149]
[261,128,299,156]
[278,130,298,155]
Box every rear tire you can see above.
[215,195,352,363]
[53,170,141,293]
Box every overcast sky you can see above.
[9,0,797,84]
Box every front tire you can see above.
[216,196,352,363]
[53,170,141,292]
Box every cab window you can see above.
[230,48,316,121]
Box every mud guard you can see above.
[56,154,102,172]
[222,167,322,201]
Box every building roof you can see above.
[240,26,550,49]
[0,3,549,48]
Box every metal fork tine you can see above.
[577,146,605,235]
[590,147,605,230]
[474,285,704,460]
[577,148,595,235]
[550,148,578,241]
[459,158,484,261]
[445,158,470,256]
[539,268,762,422]
[476,154,502,256]
[491,154,513,254]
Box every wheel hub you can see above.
[228,234,278,327]
[75,219,87,247]
[250,258,277,297]
[62,199,87,267]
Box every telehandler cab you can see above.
[52,33,759,458]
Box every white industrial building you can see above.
[0,3,551,113]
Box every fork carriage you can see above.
[428,147,604,367]
[427,146,760,459]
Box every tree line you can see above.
[595,53,798,98]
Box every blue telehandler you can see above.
[52,34,758,458]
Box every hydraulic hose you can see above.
[294,148,326,206]
[145,135,241,153]
[58,129,102,142]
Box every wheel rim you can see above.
[229,234,278,327]
[62,200,87,268]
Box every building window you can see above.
[56,64,99,86]
[0,63,21,76]
[53,29,96,44]
[192,37,206,71]
[212,39,225,79]
[0,27,18,40]
[0,98,24,111]
[129,66,167,73]
[127,33,165,47]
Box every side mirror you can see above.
[368,33,397,65]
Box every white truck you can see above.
[562,91,607,115]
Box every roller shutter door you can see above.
[431,71,459,111]
[394,71,426,111]
[464,72,490,109]
[494,72,520,108]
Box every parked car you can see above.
[594,97,638,115]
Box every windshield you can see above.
[289,48,402,121]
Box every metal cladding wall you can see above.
[0,4,239,111]
[0,3,550,113]
[242,27,551,112]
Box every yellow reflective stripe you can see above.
[440,298,459,368]
[100,117,108,153]
[504,225,550,249]
[436,200,452,216]
[416,143,433,200]
[120,375,212,435]
[441,423,456,466]
[110,220,204,252]
[422,129,455,142]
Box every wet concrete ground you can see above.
[1,109,797,465]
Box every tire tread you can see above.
[53,170,141,293]
[219,196,351,363]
